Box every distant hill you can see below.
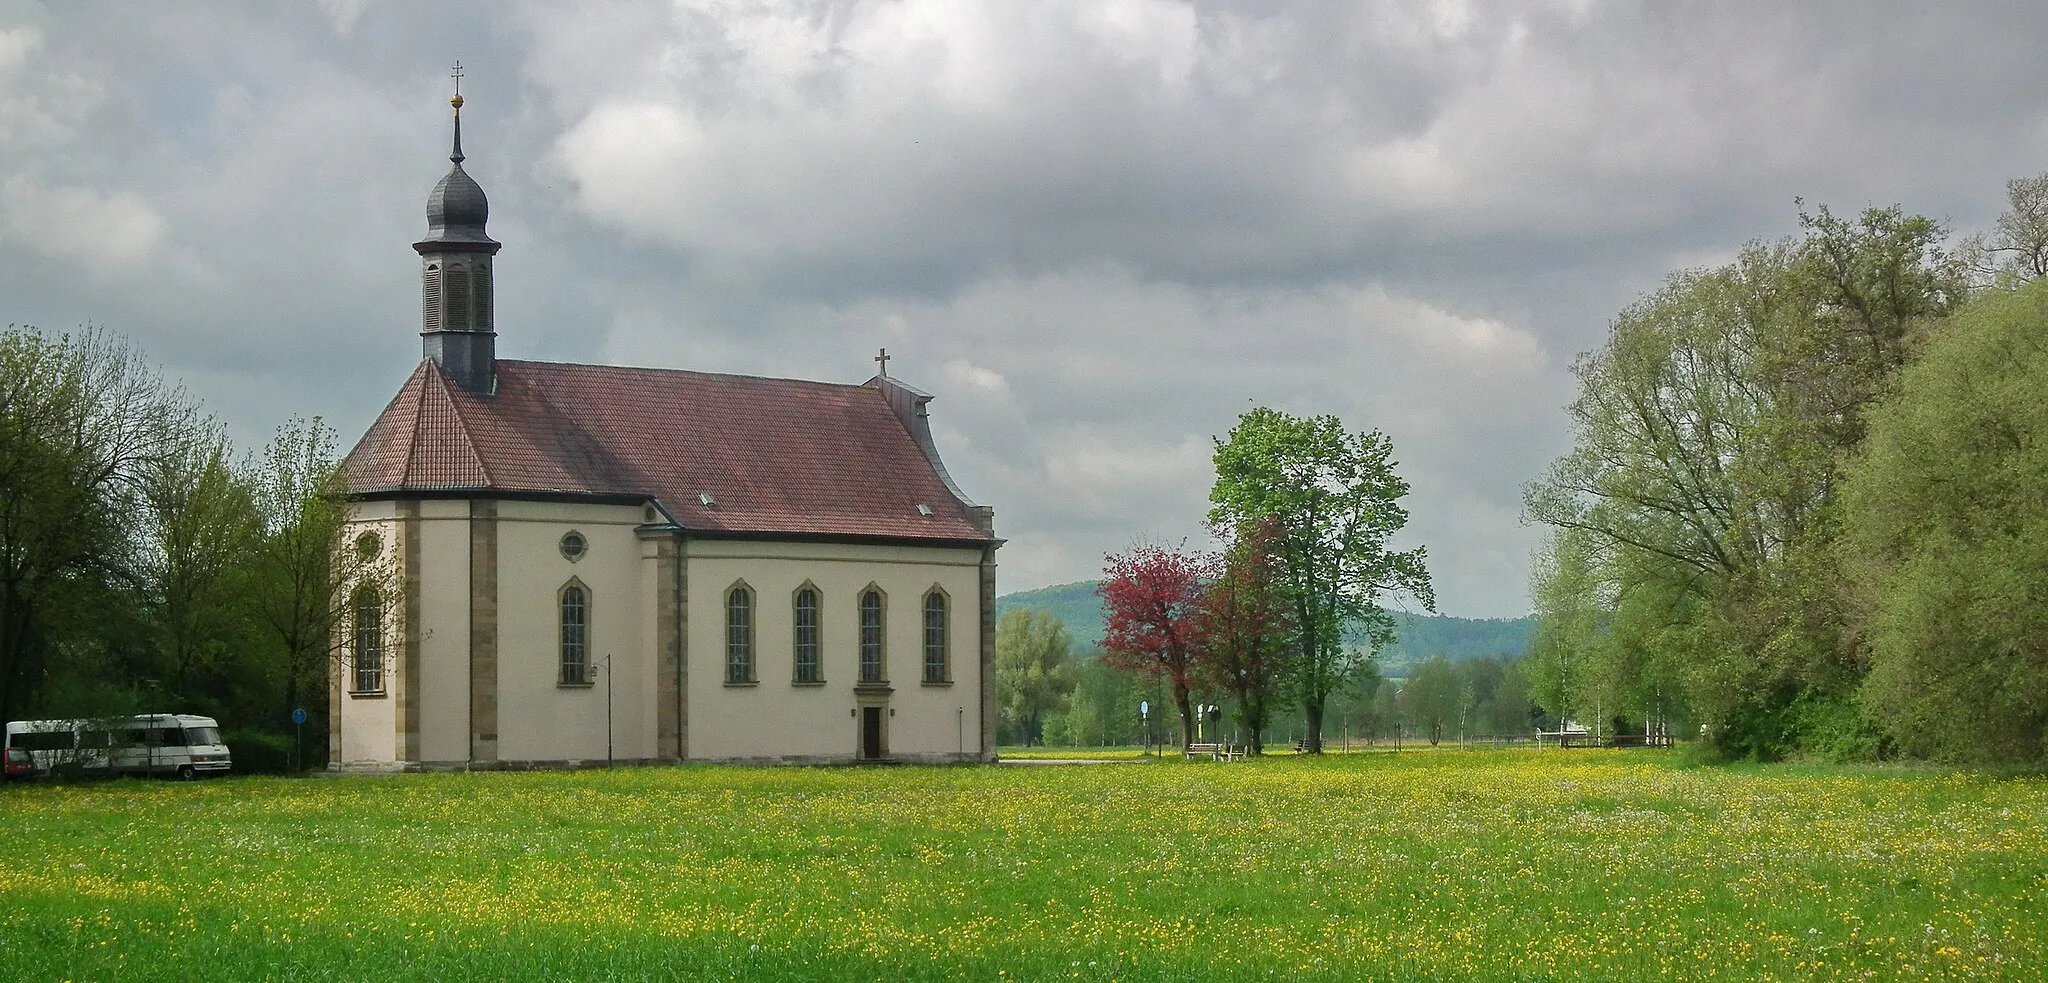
[995,580,1533,663]
[995,581,1110,650]
[1371,613,1534,665]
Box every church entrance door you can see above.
[861,707,884,760]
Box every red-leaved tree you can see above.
[1199,518,1295,756]
[1098,543,1216,749]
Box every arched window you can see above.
[859,588,885,684]
[352,587,383,693]
[923,589,949,684]
[560,583,589,684]
[793,586,821,684]
[727,584,754,683]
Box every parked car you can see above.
[3,745,35,781]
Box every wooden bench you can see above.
[1184,742,1243,762]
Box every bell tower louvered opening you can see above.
[445,265,474,332]
[422,263,443,333]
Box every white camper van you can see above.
[3,714,232,779]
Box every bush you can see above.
[223,729,298,774]
[1785,692,1888,763]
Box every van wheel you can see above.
[177,765,195,781]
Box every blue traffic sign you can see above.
[291,708,307,726]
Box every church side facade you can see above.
[335,500,994,768]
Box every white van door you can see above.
[109,726,151,774]
[152,723,194,776]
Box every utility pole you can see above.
[600,653,614,766]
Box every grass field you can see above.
[1,750,2042,981]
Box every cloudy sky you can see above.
[4,1,2045,617]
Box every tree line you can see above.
[997,615,1540,755]
[999,407,1437,755]
[1,327,365,770]
[1524,173,2048,764]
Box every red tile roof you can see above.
[341,360,993,543]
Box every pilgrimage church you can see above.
[331,83,999,770]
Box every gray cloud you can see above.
[3,0,2046,617]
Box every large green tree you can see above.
[139,429,259,706]
[1401,654,1465,745]
[1524,202,1966,759]
[994,609,1077,747]
[1842,277,2048,762]
[1210,408,1433,753]
[0,328,200,723]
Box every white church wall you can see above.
[414,499,472,765]
[494,501,651,764]
[338,502,401,768]
[683,539,983,761]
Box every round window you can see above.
[354,532,382,560]
[560,531,587,561]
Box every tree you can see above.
[1041,658,1140,747]
[1843,278,2048,762]
[1197,519,1292,755]
[1523,201,1966,759]
[1368,678,1401,743]
[995,609,1076,746]
[1402,654,1465,745]
[1963,172,2048,284]
[0,327,199,724]
[1098,543,1214,749]
[139,428,258,705]
[1524,528,1599,730]
[1477,657,1537,735]
[1210,408,1433,753]
[246,417,384,766]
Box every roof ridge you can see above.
[400,362,432,487]
[499,358,878,391]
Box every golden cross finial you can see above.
[450,61,465,111]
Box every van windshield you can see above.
[182,726,222,747]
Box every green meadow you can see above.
[1,751,2041,981]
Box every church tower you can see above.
[414,67,500,394]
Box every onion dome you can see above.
[417,92,499,249]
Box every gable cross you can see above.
[874,347,890,377]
